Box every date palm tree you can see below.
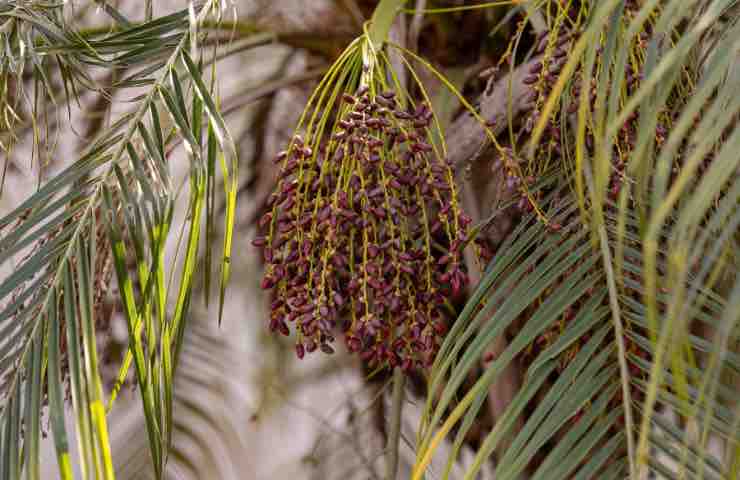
[0,1,738,479]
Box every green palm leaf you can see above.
[413,0,739,478]
[0,3,239,479]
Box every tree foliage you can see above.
[0,1,738,479]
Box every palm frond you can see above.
[0,2,241,478]
[412,0,739,478]
[414,189,737,479]
[414,190,628,480]
[109,315,254,480]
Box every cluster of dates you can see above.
[516,26,674,206]
[253,87,471,370]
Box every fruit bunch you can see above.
[254,87,471,370]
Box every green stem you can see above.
[361,0,407,93]
[386,367,406,480]
[582,162,637,479]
